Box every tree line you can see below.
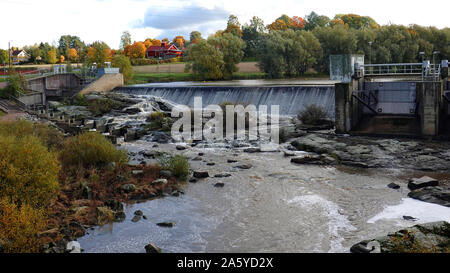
[185,12,449,79]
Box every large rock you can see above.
[193,171,209,178]
[408,187,450,207]
[408,176,439,190]
[104,199,123,212]
[145,243,162,253]
[291,134,337,154]
[66,241,81,253]
[121,183,136,193]
[291,154,321,164]
[350,221,450,253]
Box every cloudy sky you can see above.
[1,0,449,49]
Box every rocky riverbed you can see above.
[38,91,450,253]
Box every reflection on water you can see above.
[78,140,450,253]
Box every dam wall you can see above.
[114,85,335,117]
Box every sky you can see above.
[1,0,449,50]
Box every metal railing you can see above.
[362,63,423,76]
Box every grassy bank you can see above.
[129,72,267,84]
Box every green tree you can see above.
[208,33,245,79]
[112,54,133,83]
[0,49,9,65]
[258,30,322,78]
[120,31,132,50]
[189,31,202,42]
[46,49,57,64]
[242,16,266,59]
[305,11,330,31]
[185,39,224,80]
[224,15,242,37]
[313,25,358,72]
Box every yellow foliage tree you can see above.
[267,19,288,31]
[47,49,57,64]
[60,55,65,63]
[144,38,153,48]
[173,36,185,48]
[152,39,161,46]
[0,198,47,253]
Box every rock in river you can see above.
[350,221,450,253]
[408,176,439,190]
[157,222,175,228]
[235,164,252,170]
[145,243,162,253]
[407,186,450,207]
[193,171,209,178]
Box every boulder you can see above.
[350,221,450,253]
[121,183,136,193]
[193,171,209,179]
[244,147,260,153]
[227,159,238,163]
[152,179,168,185]
[124,130,136,142]
[291,155,321,164]
[145,243,162,253]
[214,173,232,178]
[104,199,123,212]
[159,170,172,178]
[214,183,225,188]
[157,222,175,228]
[176,145,187,150]
[131,215,142,223]
[235,164,252,170]
[192,156,202,161]
[134,210,143,216]
[189,178,198,183]
[407,187,450,207]
[408,176,439,190]
[206,162,215,166]
[114,211,126,222]
[387,183,401,190]
[66,241,81,253]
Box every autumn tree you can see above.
[173,36,186,49]
[120,31,132,50]
[190,31,202,42]
[58,35,84,58]
[125,41,146,59]
[267,19,288,31]
[152,39,162,46]
[224,15,243,37]
[86,41,111,67]
[47,49,57,64]
[68,48,78,62]
[144,38,153,48]
[290,16,306,30]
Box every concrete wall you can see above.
[79,73,123,95]
[27,73,82,93]
[415,82,442,136]
[18,92,45,106]
[364,81,417,115]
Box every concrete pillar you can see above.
[417,82,443,136]
[335,83,351,134]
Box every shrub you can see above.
[0,198,47,253]
[159,155,190,180]
[0,120,64,149]
[0,135,60,208]
[60,132,128,169]
[112,55,133,84]
[297,104,330,125]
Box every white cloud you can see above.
[1,0,448,50]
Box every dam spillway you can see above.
[114,84,335,118]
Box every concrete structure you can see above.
[79,73,123,95]
[334,55,448,137]
[27,73,84,98]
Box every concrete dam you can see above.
[114,84,336,117]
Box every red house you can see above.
[146,42,182,59]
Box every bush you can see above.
[297,104,330,125]
[0,120,64,149]
[112,55,133,84]
[0,135,60,208]
[0,198,47,253]
[60,132,128,169]
[159,155,190,180]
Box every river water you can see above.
[78,82,450,253]
[78,140,450,253]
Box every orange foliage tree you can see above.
[267,19,288,31]
[125,41,146,59]
[68,48,78,62]
[152,39,161,46]
[172,36,185,48]
[144,38,153,48]
[290,16,306,29]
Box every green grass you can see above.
[130,72,267,85]
[0,111,6,117]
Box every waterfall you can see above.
[115,85,335,118]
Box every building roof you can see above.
[147,43,181,52]
[11,49,29,56]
